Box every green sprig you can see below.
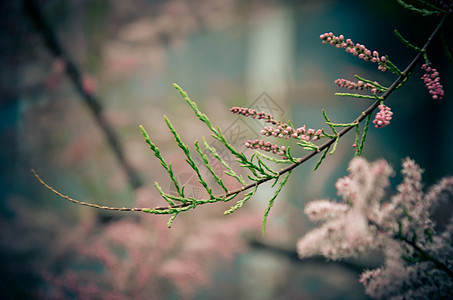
[334,93,383,100]
[174,83,260,178]
[254,155,279,176]
[164,116,213,198]
[167,213,177,228]
[173,83,219,136]
[194,141,229,193]
[202,137,245,185]
[415,0,447,11]
[284,147,299,164]
[355,114,371,156]
[383,56,402,75]
[396,0,440,16]
[326,121,359,128]
[394,30,422,52]
[322,109,337,135]
[354,75,388,92]
[262,171,291,236]
[297,140,319,151]
[255,150,293,164]
[330,137,340,155]
[140,125,184,198]
[224,185,258,215]
[313,147,329,171]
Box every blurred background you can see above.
[0,0,452,299]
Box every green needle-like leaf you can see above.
[164,116,213,198]
[167,213,177,228]
[224,185,258,215]
[396,0,440,16]
[140,125,184,197]
[313,147,329,171]
[255,150,293,164]
[174,84,261,178]
[326,121,359,128]
[330,137,340,155]
[262,171,291,236]
[297,140,319,151]
[354,75,388,92]
[357,114,371,156]
[194,141,229,193]
[202,137,246,185]
[173,83,219,136]
[394,29,422,52]
[335,93,383,100]
[322,109,337,135]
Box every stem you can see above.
[31,170,146,212]
[369,219,453,280]
[32,14,449,213]
[400,236,453,280]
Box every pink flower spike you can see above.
[244,139,288,159]
[320,32,387,72]
[421,63,444,100]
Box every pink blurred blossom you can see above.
[298,157,453,299]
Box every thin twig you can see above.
[31,170,146,212]
[249,238,377,274]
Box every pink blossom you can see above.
[421,63,444,100]
[298,157,453,299]
[335,78,381,93]
[304,200,349,223]
[259,123,322,142]
[244,139,287,158]
[320,32,388,71]
[230,106,277,124]
[372,104,393,128]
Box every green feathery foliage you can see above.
[262,171,291,235]
[394,29,423,52]
[32,6,450,236]
[396,0,441,15]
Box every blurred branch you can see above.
[23,0,142,189]
[249,238,378,274]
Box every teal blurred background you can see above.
[1,0,452,299]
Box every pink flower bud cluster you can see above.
[244,139,287,159]
[335,78,379,94]
[372,104,393,128]
[421,64,444,100]
[230,106,323,143]
[230,107,277,124]
[260,124,323,141]
[320,32,387,71]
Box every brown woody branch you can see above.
[24,0,142,189]
[32,14,448,213]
